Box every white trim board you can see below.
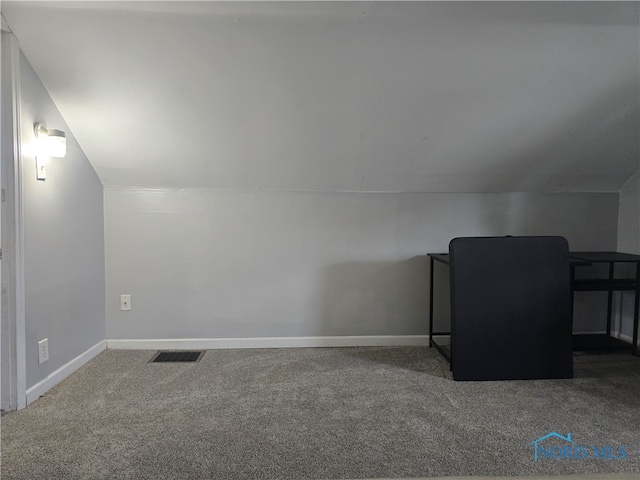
[1,29,27,411]
[107,335,430,350]
[616,332,635,344]
[107,332,636,353]
[12,27,25,410]
[576,331,635,344]
[26,340,106,406]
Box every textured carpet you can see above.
[1,347,640,480]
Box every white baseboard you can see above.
[107,335,430,350]
[616,332,634,344]
[26,339,106,405]
[574,331,637,345]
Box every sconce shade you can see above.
[45,129,66,157]
[34,122,66,157]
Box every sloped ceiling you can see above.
[2,1,639,192]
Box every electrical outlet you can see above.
[120,294,131,311]
[38,338,49,364]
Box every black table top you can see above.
[568,257,592,267]
[570,252,640,263]
[427,253,450,265]
[428,252,594,267]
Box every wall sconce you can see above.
[34,122,66,180]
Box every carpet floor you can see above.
[1,347,639,479]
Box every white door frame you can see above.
[1,23,27,412]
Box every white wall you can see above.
[105,188,618,341]
[19,51,105,390]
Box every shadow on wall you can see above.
[320,256,430,337]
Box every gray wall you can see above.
[618,171,639,254]
[19,51,105,389]
[105,188,618,340]
[4,2,638,194]
[615,171,639,340]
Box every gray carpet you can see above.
[1,347,640,480]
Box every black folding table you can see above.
[428,236,574,381]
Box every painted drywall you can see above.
[19,50,105,390]
[105,187,618,340]
[3,2,639,192]
[618,172,640,254]
[614,172,640,340]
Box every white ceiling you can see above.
[2,1,639,192]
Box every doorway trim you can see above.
[1,24,27,411]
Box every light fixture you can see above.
[34,122,66,180]
[35,122,66,157]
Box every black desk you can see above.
[428,253,589,362]
[569,252,640,355]
[429,251,640,364]
[429,236,573,381]
[428,253,452,362]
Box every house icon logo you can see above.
[530,432,627,462]
[530,432,574,462]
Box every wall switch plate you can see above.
[36,157,47,180]
[38,338,49,364]
[120,294,131,311]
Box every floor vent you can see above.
[150,351,205,363]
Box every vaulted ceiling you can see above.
[2,1,639,192]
